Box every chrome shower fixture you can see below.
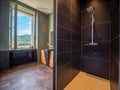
[85,6,98,46]
[86,6,95,13]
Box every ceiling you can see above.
[18,0,53,14]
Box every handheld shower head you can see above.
[86,7,95,13]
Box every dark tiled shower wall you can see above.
[57,0,81,89]
[110,0,119,90]
[80,0,111,79]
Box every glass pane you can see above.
[17,11,32,48]
[12,9,15,49]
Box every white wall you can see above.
[49,13,54,30]
[37,12,49,50]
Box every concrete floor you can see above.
[64,72,110,90]
[0,63,53,90]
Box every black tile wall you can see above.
[111,57,119,90]
[110,0,119,90]
[80,57,110,79]
[0,51,9,71]
[80,0,111,80]
[57,0,81,89]
[56,0,119,90]
[82,43,111,60]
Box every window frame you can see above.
[17,10,33,49]
[9,3,36,50]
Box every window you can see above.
[17,11,33,48]
[9,3,36,50]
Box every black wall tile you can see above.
[81,11,91,26]
[111,12,119,39]
[82,42,111,61]
[57,40,72,53]
[57,53,72,68]
[81,1,112,25]
[57,0,81,89]
[110,57,119,90]
[81,58,110,79]
[56,0,118,90]
[81,25,91,41]
[72,50,79,60]
[94,1,111,23]
[57,62,72,90]
[58,1,71,18]
[72,42,81,50]
[72,33,81,41]
[72,22,80,33]
[0,51,9,71]
[110,0,119,90]
[57,26,72,40]
[111,38,119,63]
[71,59,80,79]
[95,23,111,41]
[58,12,72,29]
[80,0,111,80]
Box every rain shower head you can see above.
[86,7,95,13]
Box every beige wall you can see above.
[48,13,54,48]
[37,13,49,50]
[49,13,53,30]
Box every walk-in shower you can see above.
[85,6,98,46]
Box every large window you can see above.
[17,11,33,48]
[9,3,36,50]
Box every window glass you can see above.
[17,11,33,48]
[9,3,36,50]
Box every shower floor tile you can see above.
[64,72,110,90]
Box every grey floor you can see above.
[0,63,53,90]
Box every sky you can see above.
[17,12,32,36]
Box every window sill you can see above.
[9,48,37,51]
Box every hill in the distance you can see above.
[17,34,32,47]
